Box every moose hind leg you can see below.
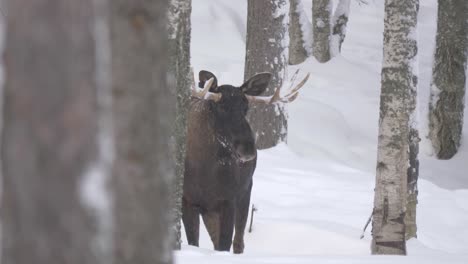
[233,183,252,254]
[202,212,220,250]
[182,198,200,247]
[218,200,235,252]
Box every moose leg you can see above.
[182,198,200,247]
[202,212,220,250]
[233,182,252,254]
[218,200,235,252]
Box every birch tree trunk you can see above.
[371,0,419,255]
[110,0,175,263]
[312,0,332,62]
[289,0,308,65]
[168,0,192,250]
[428,0,468,160]
[330,0,351,56]
[244,0,289,149]
[1,0,102,263]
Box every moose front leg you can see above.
[182,198,200,247]
[233,182,252,254]
[218,200,235,252]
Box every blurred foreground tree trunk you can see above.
[428,0,467,160]
[244,0,289,149]
[110,0,175,263]
[168,0,192,250]
[289,0,308,65]
[1,0,102,263]
[371,0,419,255]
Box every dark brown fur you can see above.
[183,70,271,253]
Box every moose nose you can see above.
[235,144,256,162]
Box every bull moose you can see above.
[183,70,309,253]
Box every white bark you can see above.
[371,0,419,255]
[330,0,351,56]
[289,0,308,65]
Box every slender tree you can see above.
[330,0,351,56]
[312,0,332,62]
[1,0,103,263]
[110,0,175,263]
[168,0,192,250]
[244,0,289,149]
[428,0,468,160]
[371,0,419,255]
[289,0,309,65]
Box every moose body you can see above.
[183,70,308,253]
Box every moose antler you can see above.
[191,72,222,102]
[246,72,310,104]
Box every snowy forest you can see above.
[0,0,467,263]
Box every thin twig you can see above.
[248,204,257,233]
[360,209,373,239]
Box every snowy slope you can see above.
[178,0,468,263]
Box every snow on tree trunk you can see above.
[289,0,308,65]
[168,0,192,250]
[371,0,419,255]
[244,0,289,149]
[1,0,102,263]
[428,0,468,160]
[330,0,351,56]
[312,0,332,63]
[110,0,175,263]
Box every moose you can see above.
[183,70,309,253]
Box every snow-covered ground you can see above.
[177,0,468,263]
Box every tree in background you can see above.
[330,0,351,55]
[244,0,289,149]
[168,0,192,250]
[371,0,419,255]
[289,0,309,65]
[428,0,468,160]
[1,0,103,263]
[110,0,175,263]
[312,0,332,62]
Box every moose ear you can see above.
[241,72,272,96]
[199,70,218,92]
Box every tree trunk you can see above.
[405,126,419,240]
[312,0,332,62]
[244,0,289,149]
[330,0,351,56]
[428,0,468,160]
[168,0,192,250]
[110,0,175,263]
[371,0,419,255]
[1,0,102,263]
[289,0,308,65]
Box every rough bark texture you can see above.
[1,0,100,263]
[289,0,308,65]
[312,0,332,62]
[428,0,467,160]
[110,0,175,263]
[244,0,289,149]
[405,127,419,240]
[331,0,350,55]
[168,0,192,250]
[371,0,419,255]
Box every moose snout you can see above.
[235,143,256,162]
